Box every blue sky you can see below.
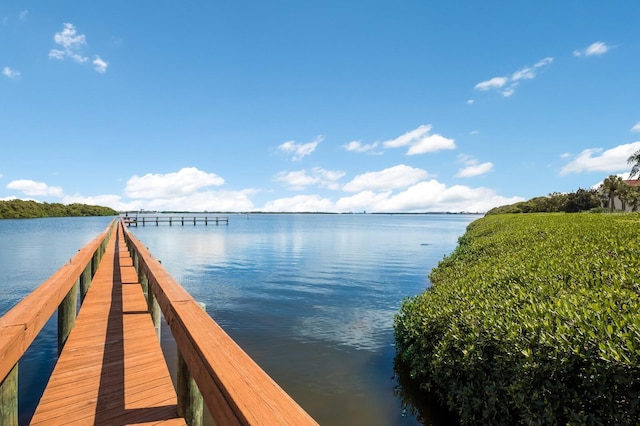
[2,1,640,213]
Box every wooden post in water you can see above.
[0,364,18,426]
[58,281,78,354]
[177,302,205,426]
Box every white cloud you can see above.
[343,140,379,153]
[141,190,255,212]
[408,134,456,155]
[124,167,224,199]
[560,142,640,175]
[474,77,507,91]
[383,125,455,155]
[535,57,554,68]
[261,194,335,212]
[475,57,553,97]
[47,164,520,213]
[49,23,89,63]
[275,167,345,190]
[336,180,523,213]
[512,57,554,81]
[631,122,640,133]
[469,130,480,135]
[466,99,475,105]
[7,179,64,197]
[93,56,108,73]
[49,23,107,73]
[343,165,429,192]
[261,179,521,213]
[456,162,494,178]
[455,155,493,177]
[456,160,493,177]
[2,67,20,79]
[501,87,516,97]
[18,10,28,21]
[573,41,610,57]
[278,136,323,160]
[64,189,255,213]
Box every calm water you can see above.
[0,214,477,425]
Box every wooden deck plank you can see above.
[31,226,185,426]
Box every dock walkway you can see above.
[30,224,185,425]
[0,219,317,426]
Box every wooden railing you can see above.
[0,220,115,425]
[121,220,318,425]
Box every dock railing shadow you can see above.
[0,220,115,425]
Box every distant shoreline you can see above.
[0,199,117,219]
[121,211,484,216]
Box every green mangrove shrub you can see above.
[0,199,117,219]
[394,213,640,424]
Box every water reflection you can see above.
[393,356,459,425]
[132,214,477,425]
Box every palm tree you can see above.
[627,150,640,179]
[600,175,625,211]
[626,185,640,212]
[617,182,630,211]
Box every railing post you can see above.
[80,263,92,303]
[139,268,149,300]
[58,281,78,354]
[0,364,18,426]
[177,302,205,426]
[132,250,139,274]
[148,282,161,340]
[91,250,99,276]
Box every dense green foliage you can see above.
[394,213,640,424]
[486,189,601,215]
[0,199,117,219]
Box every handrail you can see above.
[0,219,115,425]
[0,219,115,380]
[120,219,318,425]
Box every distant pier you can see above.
[122,215,229,226]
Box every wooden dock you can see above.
[122,215,229,227]
[30,224,183,425]
[0,219,317,426]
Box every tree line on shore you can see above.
[0,199,117,219]
[487,150,640,216]
[486,188,602,215]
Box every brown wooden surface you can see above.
[123,222,318,425]
[31,224,185,426]
[0,221,113,382]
